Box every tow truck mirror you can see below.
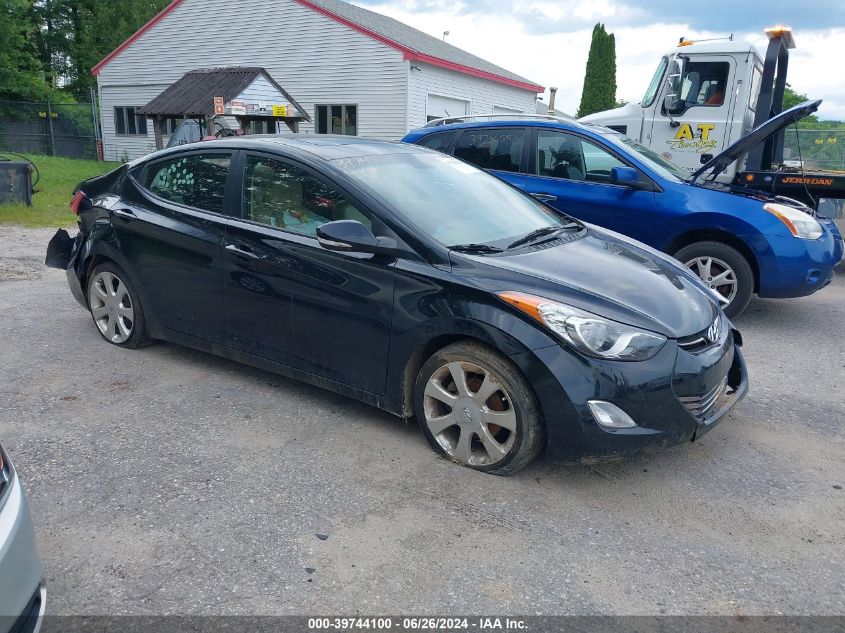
[664,56,686,115]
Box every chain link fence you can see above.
[0,99,99,159]
[782,128,845,172]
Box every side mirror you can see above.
[317,220,403,257]
[610,166,640,187]
[663,55,686,115]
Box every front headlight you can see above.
[763,203,823,240]
[498,291,667,361]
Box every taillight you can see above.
[70,190,86,216]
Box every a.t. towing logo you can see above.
[667,123,718,153]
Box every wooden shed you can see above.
[137,67,310,149]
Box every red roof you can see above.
[91,0,543,93]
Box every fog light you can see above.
[587,400,637,429]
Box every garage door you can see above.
[427,94,470,121]
[492,106,522,114]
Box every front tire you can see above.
[675,241,754,318]
[414,341,545,476]
[86,262,150,348]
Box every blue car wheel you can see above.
[674,241,754,318]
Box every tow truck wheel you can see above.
[675,241,754,319]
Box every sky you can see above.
[353,0,845,121]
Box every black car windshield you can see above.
[333,151,571,248]
[600,132,690,182]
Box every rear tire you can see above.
[414,341,545,476]
[674,241,754,318]
[86,262,151,349]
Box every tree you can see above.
[0,0,52,100]
[1,0,172,102]
[63,0,172,98]
[577,23,617,118]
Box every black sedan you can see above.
[47,136,748,475]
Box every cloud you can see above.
[363,0,845,32]
[357,0,845,121]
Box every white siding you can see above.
[97,0,407,159]
[407,62,537,131]
[100,84,170,160]
[239,76,292,109]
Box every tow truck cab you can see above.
[581,28,794,184]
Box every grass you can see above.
[0,153,121,228]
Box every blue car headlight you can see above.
[498,291,667,361]
[764,203,823,240]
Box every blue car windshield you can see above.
[600,132,690,182]
[333,151,570,248]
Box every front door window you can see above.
[243,156,371,235]
[536,131,625,183]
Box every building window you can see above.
[114,107,148,136]
[315,105,357,135]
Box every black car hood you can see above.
[690,99,822,183]
[454,229,718,339]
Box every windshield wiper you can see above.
[449,243,504,254]
[506,224,579,250]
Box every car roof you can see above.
[132,134,427,166]
[408,118,613,137]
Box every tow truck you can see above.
[581,26,845,211]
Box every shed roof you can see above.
[137,67,310,120]
[92,0,543,93]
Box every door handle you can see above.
[531,193,557,202]
[225,244,259,259]
[112,208,135,219]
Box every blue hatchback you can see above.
[402,107,844,317]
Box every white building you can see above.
[93,0,543,161]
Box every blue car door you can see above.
[452,127,527,190]
[522,128,656,244]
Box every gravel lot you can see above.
[0,225,843,616]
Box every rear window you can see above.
[141,153,231,213]
[416,131,456,153]
[453,128,525,173]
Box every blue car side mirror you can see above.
[610,166,641,187]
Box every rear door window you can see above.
[454,128,526,173]
[142,153,231,213]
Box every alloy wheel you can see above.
[685,256,738,306]
[89,271,134,344]
[423,361,517,467]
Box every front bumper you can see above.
[512,321,748,462]
[0,477,46,633]
[754,226,842,298]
